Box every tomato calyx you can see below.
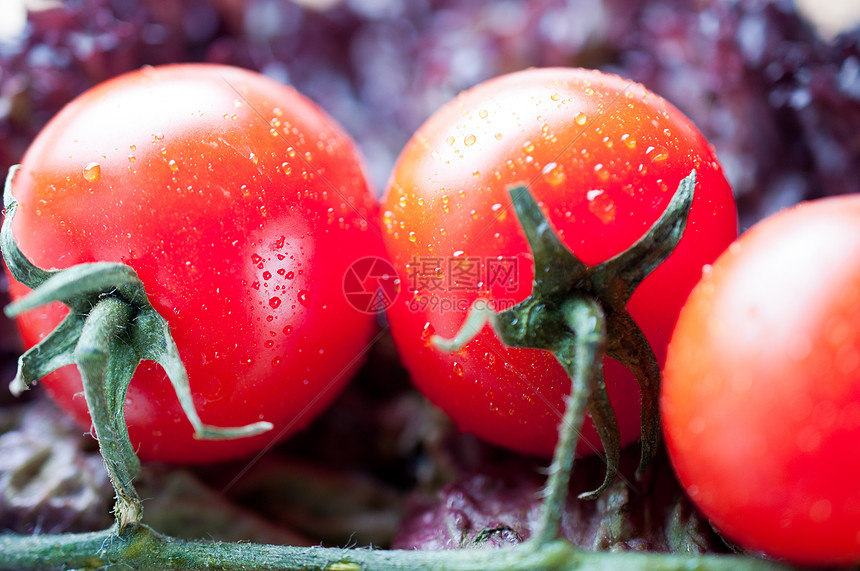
[1,165,273,529]
[434,170,697,501]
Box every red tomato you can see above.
[7,64,381,463]
[663,196,860,566]
[381,68,737,457]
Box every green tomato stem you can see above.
[528,295,607,547]
[75,296,143,528]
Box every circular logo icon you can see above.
[343,256,400,314]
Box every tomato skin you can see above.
[382,68,737,457]
[7,64,381,464]
[663,196,860,566]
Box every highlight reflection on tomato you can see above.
[382,67,737,457]
[6,64,382,464]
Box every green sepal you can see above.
[435,171,698,544]
[1,165,274,528]
[508,186,589,298]
[590,172,696,306]
[10,312,82,396]
[1,165,55,289]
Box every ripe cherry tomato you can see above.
[381,68,737,457]
[663,196,860,566]
[7,64,381,463]
[382,68,737,455]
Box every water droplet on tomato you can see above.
[285,271,295,280]
[575,112,587,125]
[83,162,101,182]
[263,271,272,280]
[478,109,489,118]
[587,189,603,202]
[542,162,566,186]
[587,190,616,223]
[269,297,281,309]
[550,92,560,101]
[452,362,464,376]
[522,140,535,153]
[297,290,310,307]
[283,325,293,335]
[464,134,477,146]
[168,159,179,172]
[647,146,670,163]
[621,133,636,149]
[408,232,417,243]
[420,321,436,343]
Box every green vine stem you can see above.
[1,165,273,528]
[0,523,797,571]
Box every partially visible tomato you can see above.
[6,64,382,463]
[663,196,860,566]
[381,67,737,457]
